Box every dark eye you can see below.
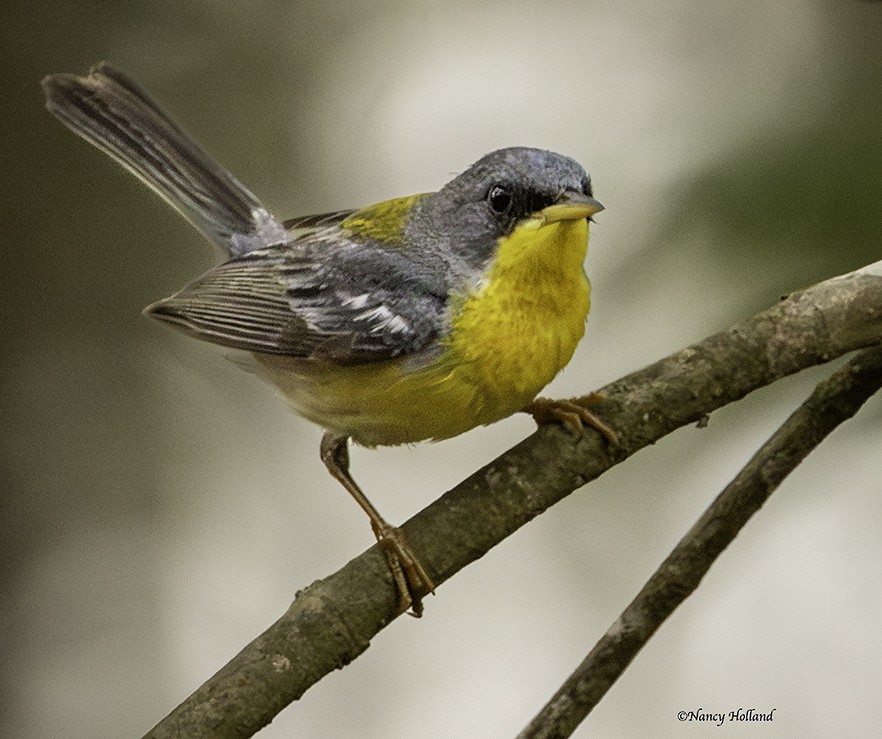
[486,185,512,214]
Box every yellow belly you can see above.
[255,218,591,447]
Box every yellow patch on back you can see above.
[342,194,426,244]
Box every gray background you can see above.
[3,1,881,737]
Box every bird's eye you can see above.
[486,185,512,214]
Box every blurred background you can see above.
[3,1,881,737]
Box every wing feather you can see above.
[146,227,447,363]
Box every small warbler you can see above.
[43,63,615,615]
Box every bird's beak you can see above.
[539,190,604,223]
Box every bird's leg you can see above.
[523,393,619,445]
[319,431,435,617]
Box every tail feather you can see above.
[42,63,287,257]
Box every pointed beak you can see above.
[539,190,604,223]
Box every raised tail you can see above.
[42,63,287,257]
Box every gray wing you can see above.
[145,229,448,363]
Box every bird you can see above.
[42,63,615,616]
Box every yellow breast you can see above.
[444,216,591,417]
[256,217,591,447]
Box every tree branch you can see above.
[516,342,882,739]
[144,261,882,739]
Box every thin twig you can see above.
[144,262,882,739]
[516,344,882,739]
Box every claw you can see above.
[373,524,435,617]
[524,394,619,445]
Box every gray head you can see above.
[404,147,597,276]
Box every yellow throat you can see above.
[446,215,591,416]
